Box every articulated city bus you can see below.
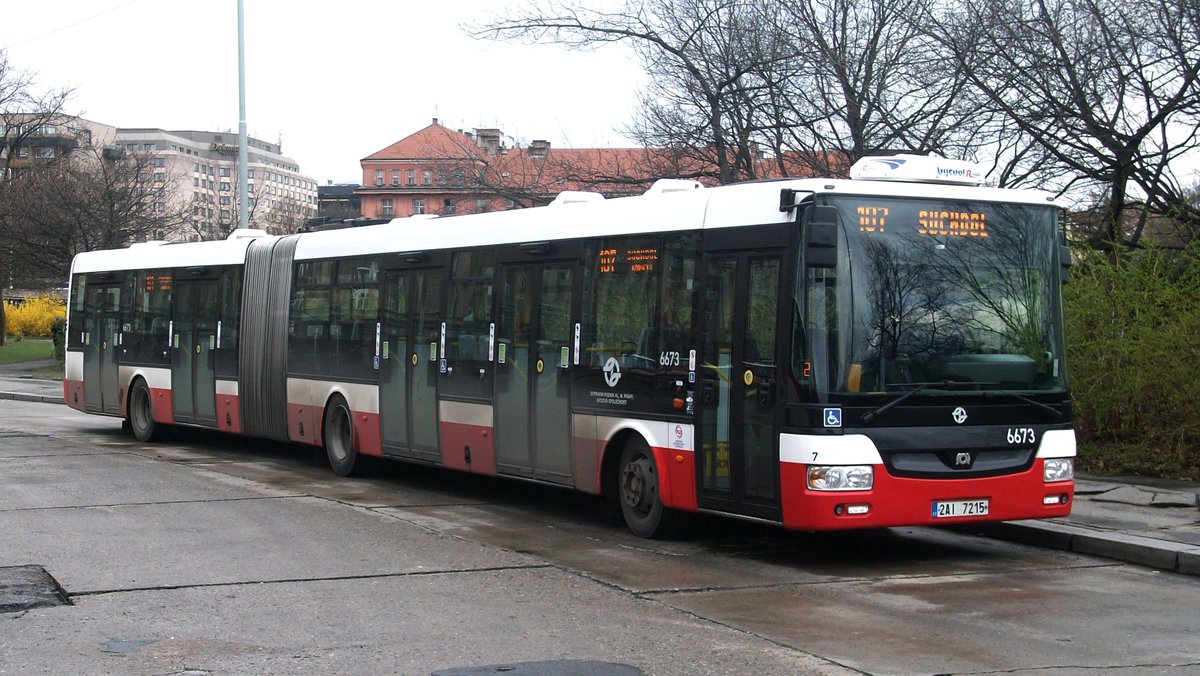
[64,154,1076,537]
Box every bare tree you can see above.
[261,195,309,234]
[621,0,803,182]
[472,0,999,182]
[183,181,268,241]
[925,0,1200,249]
[0,145,188,288]
[470,0,786,184]
[0,50,73,344]
[776,0,996,176]
[0,53,73,179]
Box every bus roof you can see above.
[71,174,1059,273]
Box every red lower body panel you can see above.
[64,380,85,411]
[653,446,697,511]
[150,387,174,425]
[288,404,323,446]
[439,420,496,475]
[780,459,1073,530]
[354,412,382,457]
[217,394,241,433]
[286,403,382,457]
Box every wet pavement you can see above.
[3,392,1199,674]
[3,359,1198,577]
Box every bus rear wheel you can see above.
[618,437,680,538]
[323,395,362,477]
[128,379,168,442]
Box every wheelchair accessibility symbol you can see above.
[823,408,842,428]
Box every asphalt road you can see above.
[2,399,1199,675]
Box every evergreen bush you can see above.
[1064,244,1200,478]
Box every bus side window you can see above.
[67,274,87,350]
[123,270,172,364]
[581,235,661,407]
[216,266,242,378]
[659,236,698,367]
[289,260,333,376]
[329,258,379,380]
[447,250,494,364]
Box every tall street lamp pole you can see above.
[237,0,250,229]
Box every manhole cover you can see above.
[432,660,643,676]
[0,565,70,612]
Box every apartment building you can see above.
[115,129,318,240]
[1,115,117,176]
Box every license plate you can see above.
[932,499,989,518]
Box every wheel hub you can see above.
[621,457,655,512]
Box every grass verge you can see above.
[1078,440,1200,482]
[0,337,56,365]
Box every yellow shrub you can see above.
[6,294,67,338]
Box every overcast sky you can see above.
[1,0,644,185]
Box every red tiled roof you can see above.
[362,123,484,162]
[361,121,834,202]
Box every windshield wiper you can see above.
[859,380,974,424]
[981,391,1063,420]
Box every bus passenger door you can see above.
[172,278,219,426]
[83,283,122,415]
[495,263,575,481]
[697,253,783,520]
[380,269,442,461]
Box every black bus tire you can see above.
[323,394,362,477]
[128,378,168,442]
[618,436,681,538]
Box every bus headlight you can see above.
[807,465,874,491]
[1043,458,1073,482]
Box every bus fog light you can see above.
[846,504,870,515]
[808,465,873,491]
[1043,458,1074,482]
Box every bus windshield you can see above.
[799,195,1067,397]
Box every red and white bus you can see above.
[64,154,1076,537]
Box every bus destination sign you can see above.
[855,203,990,238]
[598,246,659,274]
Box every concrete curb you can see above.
[983,520,1200,577]
[0,391,64,405]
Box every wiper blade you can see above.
[982,391,1063,420]
[859,380,973,424]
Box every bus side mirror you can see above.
[805,205,839,269]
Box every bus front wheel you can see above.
[323,395,362,477]
[618,437,680,538]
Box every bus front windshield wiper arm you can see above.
[982,391,1063,420]
[859,380,965,424]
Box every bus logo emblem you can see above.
[952,406,968,424]
[955,452,973,468]
[603,357,622,388]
